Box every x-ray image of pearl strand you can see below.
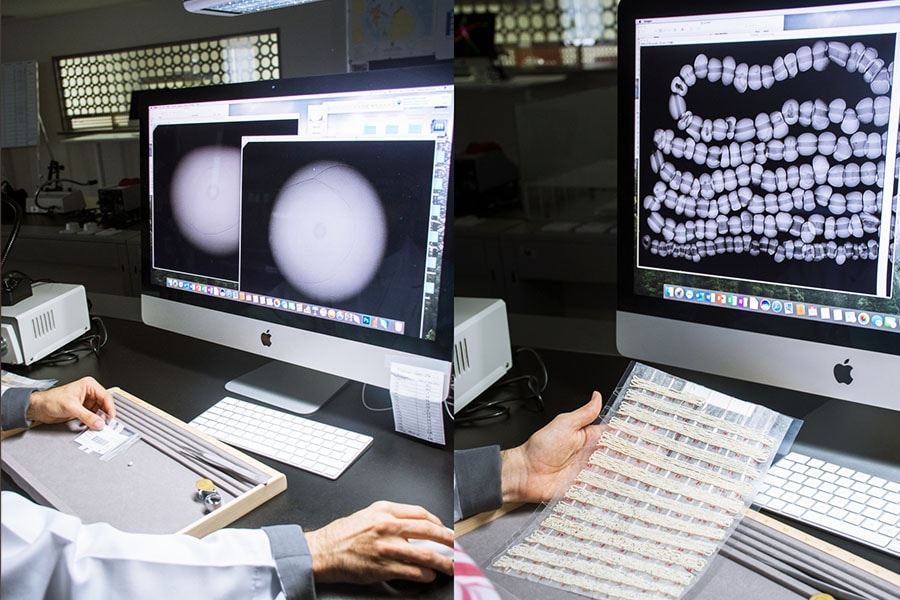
[240,139,437,331]
[638,34,898,296]
[152,119,299,282]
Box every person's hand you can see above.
[500,391,606,504]
[305,501,453,585]
[26,376,116,431]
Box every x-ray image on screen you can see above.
[151,119,298,282]
[240,139,437,332]
[637,34,897,297]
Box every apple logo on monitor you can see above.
[833,359,853,385]
[261,329,272,347]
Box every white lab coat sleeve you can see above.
[1,490,305,600]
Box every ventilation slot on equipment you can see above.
[454,337,471,375]
[31,310,57,339]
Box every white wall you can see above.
[1,0,347,198]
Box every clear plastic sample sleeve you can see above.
[490,361,800,600]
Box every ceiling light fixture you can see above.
[184,0,322,16]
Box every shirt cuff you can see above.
[1,387,35,431]
[454,445,503,521]
[262,524,316,600]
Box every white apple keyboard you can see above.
[754,451,900,558]
[190,396,373,480]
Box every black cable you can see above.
[2,189,23,268]
[31,316,108,367]
[455,346,549,426]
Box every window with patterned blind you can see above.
[54,30,280,133]
[455,0,618,69]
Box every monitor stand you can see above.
[225,360,349,414]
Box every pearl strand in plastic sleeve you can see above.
[589,451,747,514]
[623,389,777,447]
[536,514,708,570]
[629,377,708,406]
[492,556,663,600]
[526,530,696,586]
[610,418,764,477]
[600,433,756,497]
[577,468,736,527]
[505,544,685,597]
[562,485,728,540]
[616,403,771,462]
[551,501,719,554]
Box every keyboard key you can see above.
[813,491,833,504]
[862,518,882,532]
[870,476,888,488]
[851,481,871,494]
[767,498,787,512]
[880,525,900,538]
[781,491,800,504]
[868,498,887,510]
[831,496,849,509]
[797,497,816,509]
[827,507,848,519]
[799,485,818,497]
[769,465,793,479]
[862,507,883,520]
[819,482,837,494]
[785,452,809,464]
[846,513,865,526]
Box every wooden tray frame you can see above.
[2,386,287,538]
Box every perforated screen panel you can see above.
[54,30,280,132]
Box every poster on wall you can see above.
[346,0,452,71]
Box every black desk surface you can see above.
[455,347,900,576]
[4,317,453,600]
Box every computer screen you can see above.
[617,0,900,411]
[136,63,454,413]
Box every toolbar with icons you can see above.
[663,284,899,332]
[165,278,406,335]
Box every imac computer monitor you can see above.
[617,0,900,412]
[136,63,454,413]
